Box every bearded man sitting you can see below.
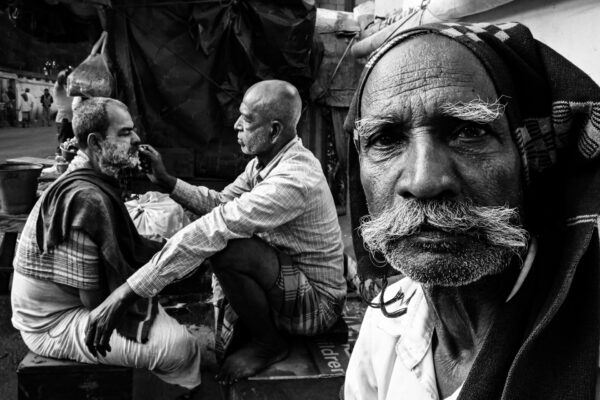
[11,97,201,389]
[344,22,600,400]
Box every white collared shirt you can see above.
[345,242,537,400]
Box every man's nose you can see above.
[233,116,242,131]
[131,131,141,146]
[396,135,460,200]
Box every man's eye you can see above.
[453,124,489,140]
[370,132,400,147]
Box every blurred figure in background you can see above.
[54,67,74,150]
[6,87,16,126]
[58,118,74,145]
[40,88,54,126]
[0,89,9,125]
[40,88,54,127]
[19,88,34,128]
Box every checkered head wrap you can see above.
[346,22,600,184]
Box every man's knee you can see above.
[210,238,281,290]
[210,239,248,274]
[159,329,199,372]
[211,238,277,273]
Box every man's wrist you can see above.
[119,282,141,305]
[162,175,177,193]
[156,173,177,193]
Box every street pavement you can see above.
[0,125,58,163]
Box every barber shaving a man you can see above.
[85,80,347,385]
[344,23,600,399]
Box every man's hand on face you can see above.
[85,283,139,358]
[139,145,177,192]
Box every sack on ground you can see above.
[125,191,190,242]
[68,31,114,97]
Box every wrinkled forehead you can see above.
[360,35,498,119]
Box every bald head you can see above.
[244,80,302,135]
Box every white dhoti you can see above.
[12,272,201,389]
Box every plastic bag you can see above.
[125,192,191,242]
[67,31,114,97]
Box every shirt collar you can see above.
[376,280,434,370]
[255,137,300,182]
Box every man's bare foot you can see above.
[215,338,289,385]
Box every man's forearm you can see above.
[170,179,222,215]
[127,211,233,297]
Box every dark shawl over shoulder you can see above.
[36,168,162,343]
[345,23,600,399]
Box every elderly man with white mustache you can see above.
[343,23,600,400]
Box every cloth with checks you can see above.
[32,168,162,343]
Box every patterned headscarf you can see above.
[345,22,600,400]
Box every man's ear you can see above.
[87,132,102,151]
[270,121,282,142]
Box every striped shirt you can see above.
[13,162,101,290]
[128,137,346,303]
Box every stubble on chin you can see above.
[96,142,140,178]
[384,236,515,287]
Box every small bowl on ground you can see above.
[60,149,77,162]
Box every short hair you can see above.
[25,88,29,92]
[72,97,128,149]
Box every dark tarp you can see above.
[111,0,318,180]
[0,5,91,73]
[0,0,102,44]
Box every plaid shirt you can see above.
[14,200,101,290]
[128,138,346,302]
[14,155,101,289]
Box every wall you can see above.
[463,0,600,84]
